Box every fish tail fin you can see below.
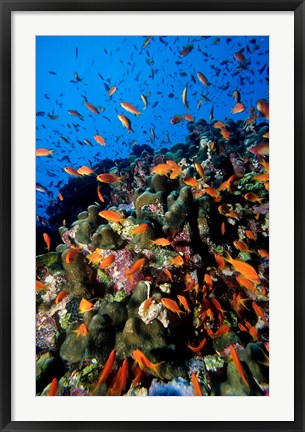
[152,361,164,379]
[223,251,232,263]
[128,128,134,134]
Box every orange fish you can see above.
[244,192,264,204]
[187,337,207,353]
[36,280,46,292]
[97,187,105,203]
[152,163,171,176]
[99,210,124,224]
[249,142,269,157]
[180,44,193,58]
[79,298,94,314]
[108,86,117,97]
[177,294,191,313]
[205,186,222,201]
[162,268,173,282]
[169,255,184,267]
[94,135,106,146]
[234,52,245,62]
[252,301,267,324]
[214,253,225,270]
[96,173,121,183]
[233,293,251,311]
[73,323,89,337]
[244,321,260,341]
[224,252,260,283]
[197,71,210,86]
[253,173,269,182]
[170,115,185,124]
[93,349,116,393]
[36,148,53,156]
[229,344,250,390]
[218,204,239,219]
[84,102,99,114]
[191,372,203,396]
[151,238,171,246]
[220,127,230,140]
[233,240,252,254]
[65,247,81,264]
[43,233,51,251]
[184,114,194,121]
[213,121,225,129]
[219,174,239,192]
[204,273,213,289]
[125,258,145,282]
[48,377,58,396]
[206,324,230,339]
[64,167,81,177]
[108,358,129,396]
[77,166,94,176]
[183,177,199,187]
[118,114,133,133]
[142,297,153,313]
[55,290,68,304]
[258,249,269,259]
[245,230,257,240]
[220,221,225,235]
[166,159,180,172]
[99,254,115,269]
[210,297,226,315]
[120,102,141,116]
[161,298,184,317]
[194,162,206,179]
[132,349,163,378]
[131,223,149,235]
[257,99,269,120]
[58,193,64,201]
[67,109,82,117]
[87,248,102,266]
[231,102,245,114]
[236,275,257,293]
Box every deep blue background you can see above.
[36,35,269,222]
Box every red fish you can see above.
[92,349,116,393]
[120,102,141,116]
[125,258,145,283]
[161,298,184,317]
[197,72,210,86]
[187,337,207,353]
[96,173,121,183]
[191,372,203,396]
[177,295,191,313]
[257,99,269,120]
[229,344,250,390]
[99,210,124,224]
[132,349,163,378]
[118,114,133,133]
[43,233,51,251]
[94,135,106,146]
[48,377,58,396]
[55,290,68,304]
[84,102,99,114]
[180,44,193,58]
[65,247,81,264]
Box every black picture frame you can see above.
[1,1,303,431]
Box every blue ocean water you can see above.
[36,35,268,225]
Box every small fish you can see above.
[187,337,207,353]
[229,344,250,390]
[169,255,184,267]
[92,349,116,393]
[67,109,82,117]
[205,186,222,201]
[179,44,193,58]
[197,72,210,86]
[94,135,106,146]
[118,114,133,133]
[220,127,230,140]
[151,163,171,176]
[108,86,117,97]
[132,349,163,378]
[191,372,203,396]
[161,298,184,317]
[48,378,58,396]
[253,173,269,182]
[210,297,226,315]
[177,295,191,313]
[84,102,99,114]
[120,102,141,116]
[231,102,245,114]
[125,258,145,282]
[244,192,264,204]
[249,142,269,156]
[83,139,93,147]
[214,253,225,270]
[234,52,246,62]
[97,187,105,203]
[204,273,213,289]
[77,166,94,176]
[184,114,194,121]
[99,210,124,224]
[258,249,269,259]
[252,301,268,324]
[36,184,49,194]
[96,173,121,183]
[142,36,153,49]
[99,254,115,269]
[55,290,68,304]
[141,94,148,110]
[58,193,64,201]
[236,275,257,293]
[64,167,81,177]
[36,148,53,157]
[182,87,189,111]
[65,247,81,264]
[43,233,51,251]
[257,99,269,120]
[232,90,241,103]
[245,230,257,240]
[170,115,185,125]
[36,280,46,292]
[73,323,89,337]
[183,177,199,187]
[233,240,252,254]
[79,298,94,314]
[108,358,129,396]
[131,224,149,235]
[221,221,225,235]
[162,268,173,282]
[194,162,206,179]
[224,252,260,283]
[151,238,171,246]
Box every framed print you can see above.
[1,1,304,431]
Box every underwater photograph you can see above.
[36,35,269,397]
